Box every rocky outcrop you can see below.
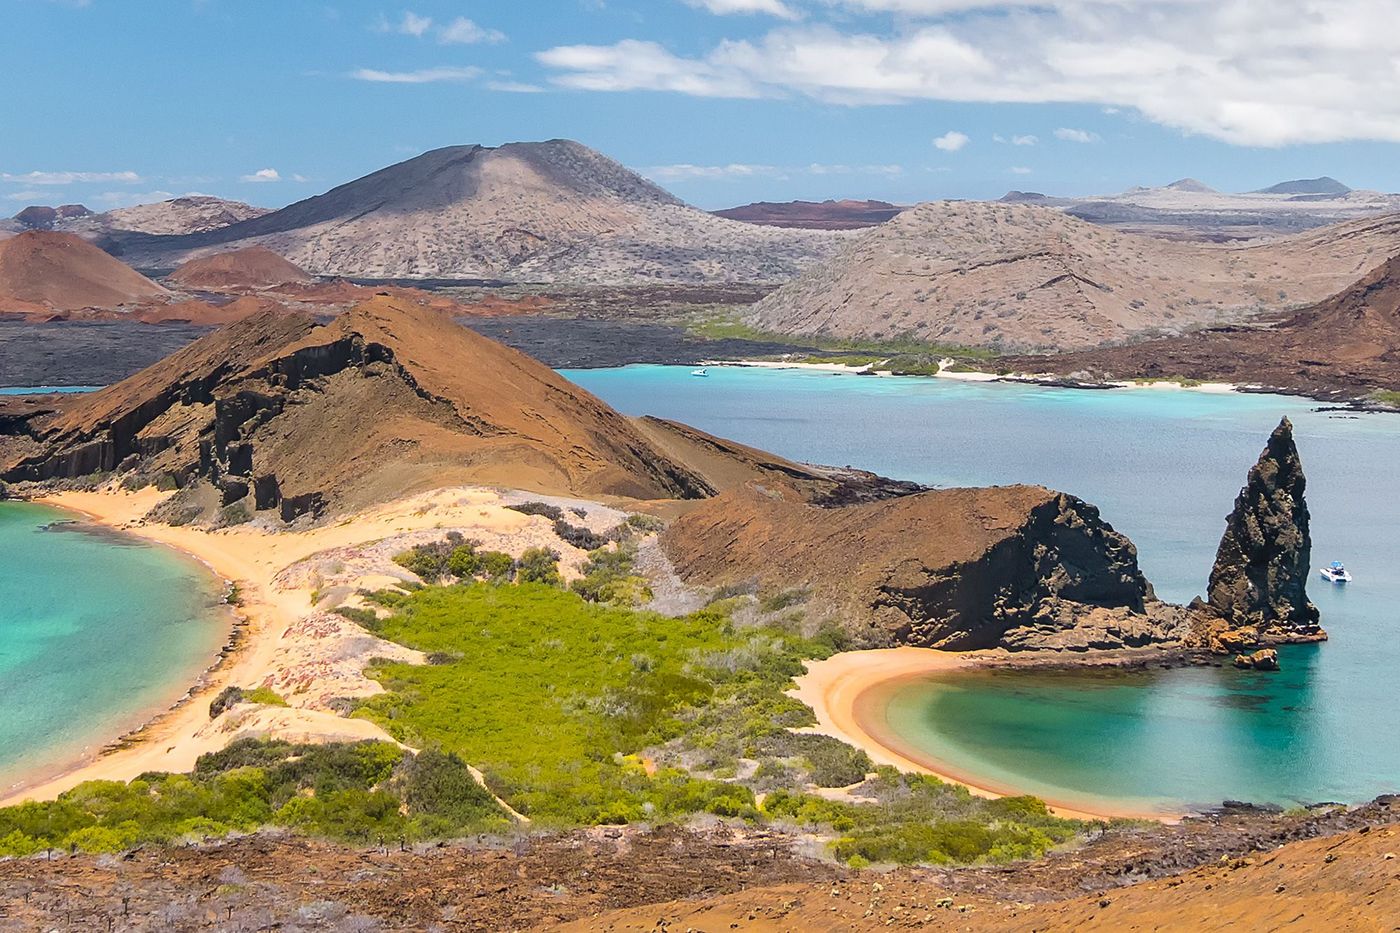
[0,298,723,519]
[663,481,1187,651]
[1207,417,1324,642]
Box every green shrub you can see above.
[515,547,562,586]
[334,605,382,630]
[393,534,468,583]
[571,545,652,606]
[446,543,514,583]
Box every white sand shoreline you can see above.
[703,358,1241,394]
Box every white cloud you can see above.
[385,11,506,44]
[933,130,969,151]
[538,3,1400,146]
[4,190,44,202]
[439,17,505,44]
[1054,127,1100,143]
[1009,166,1033,174]
[240,168,281,183]
[646,163,784,180]
[350,66,482,83]
[397,11,432,37]
[94,189,175,207]
[1011,134,1037,146]
[807,163,904,175]
[487,80,546,93]
[644,161,903,180]
[1,170,141,185]
[685,0,801,18]
[538,40,761,97]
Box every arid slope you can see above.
[1010,254,1400,397]
[166,246,315,290]
[750,201,1400,351]
[112,141,843,284]
[0,231,169,312]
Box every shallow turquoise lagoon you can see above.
[565,365,1400,811]
[0,502,229,794]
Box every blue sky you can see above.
[6,0,1399,211]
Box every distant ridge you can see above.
[712,199,904,230]
[1165,178,1217,193]
[111,141,842,284]
[747,200,1400,351]
[1256,177,1351,196]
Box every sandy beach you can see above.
[1,484,620,806]
[792,647,1176,823]
[705,358,1239,394]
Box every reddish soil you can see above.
[166,246,314,290]
[2,802,1398,931]
[0,231,168,312]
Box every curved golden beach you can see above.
[792,647,1178,823]
[0,484,603,806]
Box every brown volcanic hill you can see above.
[662,480,1182,651]
[748,201,1400,351]
[13,204,94,230]
[106,141,843,284]
[712,199,905,230]
[1009,254,1400,397]
[0,231,169,311]
[0,298,739,518]
[166,246,315,290]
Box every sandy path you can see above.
[792,648,1174,822]
[1,485,610,806]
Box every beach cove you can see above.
[569,364,1400,815]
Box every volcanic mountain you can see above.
[109,141,842,284]
[1009,254,1400,398]
[748,201,1400,351]
[711,199,905,230]
[166,246,315,290]
[0,231,169,312]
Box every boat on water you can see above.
[690,368,709,377]
[1320,561,1353,584]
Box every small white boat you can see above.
[1319,561,1352,584]
[690,368,710,377]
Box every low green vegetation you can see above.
[0,740,506,856]
[686,315,998,363]
[0,536,1097,866]
[571,543,653,607]
[1370,389,1400,408]
[208,685,290,718]
[764,771,1083,865]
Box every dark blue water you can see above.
[564,365,1400,810]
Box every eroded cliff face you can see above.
[0,299,721,519]
[663,482,1185,651]
[1206,417,1324,642]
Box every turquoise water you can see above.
[565,365,1400,810]
[0,502,229,793]
[0,386,101,395]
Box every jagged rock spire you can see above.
[1207,417,1322,637]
